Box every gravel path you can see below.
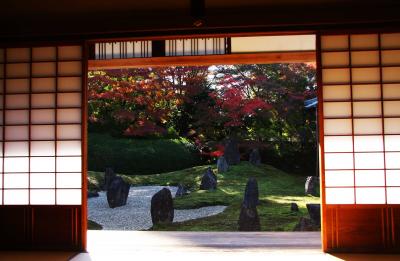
[88,186,227,230]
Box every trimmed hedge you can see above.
[88,133,202,175]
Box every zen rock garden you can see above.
[88,140,321,231]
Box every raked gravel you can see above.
[88,186,227,230]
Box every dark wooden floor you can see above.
[1,231,399,260]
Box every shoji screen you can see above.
[319,33,400,252]
[0,45,84,250]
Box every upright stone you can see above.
[200,167,217,190]
[238,205,261,231]
[305,176,319,196]
[243,177,259,208]
[151,188,174,225]
[104,167,116,191]
[217,156,229,173]
[290,202,299,212]
[175,184,189,197]
[106,176,130,208]
[249,148,261,166]
[306,203,321,226]
[293,217,316,231]
[224,138,240,165]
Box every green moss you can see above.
[88,220,103,230]
[88,162,320,231]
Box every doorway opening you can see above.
[85,34,320,234]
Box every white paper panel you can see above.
[384,101,400,117]
[58,77,82,91]
[324,119,352,135]
[356,187,386,204]
[0,142,3,156]
[4,174,29,188]
[6,48,30,62]
[31,93,56,108]
[324,136,353,152]
[58,46,82,60]
[31,109,55,124]
[325,170,354,187]
[105,43,112,59]
[57,93,81,107]
[381,33,400,49]
[353,101,381,117]
[352,84,381,100]
[384,118,400,134]
[4,189,29,205]
[385,135,400,151]
[32,78,56,92]
[57,124,81,139]
[386,187,400,204]
[231,35,315,53]
[325,188,354,204]
[32,62,56,77]
[30,189,55,205]
[6,79,29,93]
[5,126,29,140]
[355,153,384,169]
[6,63,30,78]
[381,50,400,66]
[321,52,349,67]
[350,34,379,50]
[56,173,81,188]
[354,136,383,152]
[385,152,400,168]
[30,173,55,188]
[351,51,379,66]
[57,108,81,123]
[386,170,400,186]
[6,94,29,109]
[4,157,29,172]
[56,189,81,205]
[5,141,29,156]
[322,69,350,84]
[382,67,400,82]
[56,157,81,172]
[352,68,380,83]
[30,157,55,172]
[355,170,385,186]
[324,153,353,170]
[354,118,382,135]
[0,174,2,189]
[383,84,400,99]
[30,141,55,156]
[57,141,81,156]
[323,85,351,101]
[5,110,29,124]
[323,102,351,118]
[321,35,348,50]
[31,125,55,140]
[58,62,81,76]
[32,47,56,62]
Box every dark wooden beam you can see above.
[88,51,316,70]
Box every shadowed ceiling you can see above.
[1,0,400,40]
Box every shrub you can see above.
[88,132,202,175]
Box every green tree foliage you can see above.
[88,63,316,174]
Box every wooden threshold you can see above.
[88,51,316,69]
